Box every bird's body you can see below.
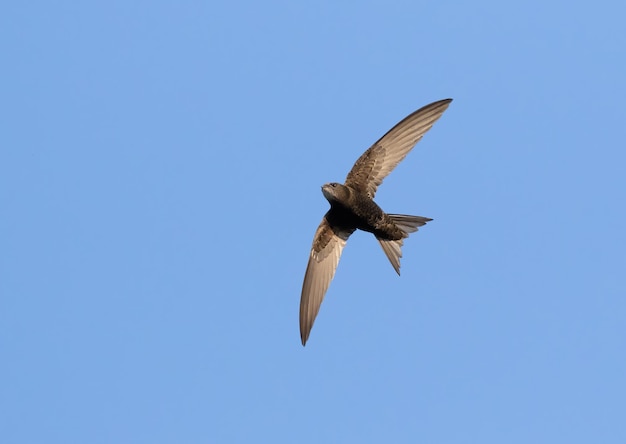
[300,99,452,345]
[323,183,392,236]
[322,182,423,239]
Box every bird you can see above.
[299,98,452,346]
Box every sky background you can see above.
[1,1,625,443]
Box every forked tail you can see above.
[377,214,432,275]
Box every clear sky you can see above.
[2,1,625,443]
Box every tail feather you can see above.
[377,214,432,275]
[378,238,404,275]
[387,214,432,233]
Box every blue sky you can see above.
[2,1,625,442]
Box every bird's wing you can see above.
[300,216,354,346]
[345,98,452,198]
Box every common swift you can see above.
[299,98,452,345]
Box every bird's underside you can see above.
[299,98,452,346]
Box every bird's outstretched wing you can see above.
[300,216,355,346]
[345,99,452,198]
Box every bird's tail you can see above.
[377,214,432,275]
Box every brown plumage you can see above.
[299,98,453,346]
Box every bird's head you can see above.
[321,182,350,205]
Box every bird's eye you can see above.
[331,183,337,187]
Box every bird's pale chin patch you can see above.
[321,185,335,202]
